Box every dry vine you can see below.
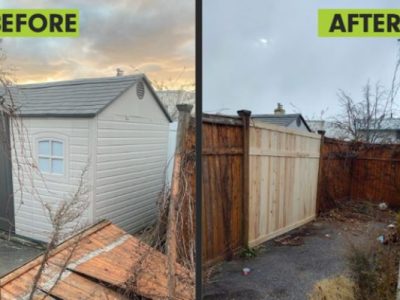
[124,120,195,299]
[0,45,92,299]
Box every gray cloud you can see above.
[204,0,399,118]
[0,0,194,87]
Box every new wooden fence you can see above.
[317,138,400,211]
[248,121,321,247]
[179,113,322,264]
[178,112,400,264]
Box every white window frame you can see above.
[34,134,68,179]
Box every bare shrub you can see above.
[124,112,195,299]
[346,235,400,300]
[332,43,400,143]
[28,166,90,300]
[333,81,393,143]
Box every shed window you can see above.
[38,140,64,174]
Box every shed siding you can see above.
[11,118,92,242]
[95,83,169,233]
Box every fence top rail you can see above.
[202,113,243,126]
[250,120,322,140]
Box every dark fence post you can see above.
[0,112,14,233]
[237,109,251,248]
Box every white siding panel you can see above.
[11,118,92,242]
[95,116,169,233]
[167,122,178,184]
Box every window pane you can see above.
[52,141,63,157]
[39,158,50,173]
[52,159,64,174]
[38,141,50,156]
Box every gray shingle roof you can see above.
[252,114,311,132]
[2,74,171,121]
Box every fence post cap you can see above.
[317,130,326,136]
[176,104,193,113]
[237,110,252,117]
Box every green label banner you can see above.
[0,9,79,37]
[318,9,400,37]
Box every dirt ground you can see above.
[203,204,395,300]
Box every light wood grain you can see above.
[248,125,321,247]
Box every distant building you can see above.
[358,118,400,143]
[157,90,195,121]
[252,103,312,132]
[307,120,345,139]
[308,118,400,143]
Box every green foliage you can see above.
[240,247,257,259]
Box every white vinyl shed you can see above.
[8,74,172,242]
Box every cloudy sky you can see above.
[204,0,400,118]
[0,0,194,89]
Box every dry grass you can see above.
[318,201,400,300]
[346,238,399,300]
[308,276,355,300]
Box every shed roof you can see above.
[0,220,194,299]
[252,114,312,132]
[3,74,172,121]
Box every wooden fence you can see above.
[179,113,321,264]
[201,114,244,264]
[178,113,400,264]
[248,121,321,247]
[317,138,400,211]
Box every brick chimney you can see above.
[274,103,285,115]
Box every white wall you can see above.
[11,118,92,242]
[95,82,170,233]
[166,121,178,184]
[11,81,171,241]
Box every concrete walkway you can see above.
[204,219,383,300]
[0,237,43,277]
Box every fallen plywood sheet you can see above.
[0,220,194,300]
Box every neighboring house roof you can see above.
[0,220,193,299]
[358,118,400,131]
[307,120,347,139]
[252,114,312,132]
[157,90,195,121]
[2,74,172,121]
[307,120,331,132]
